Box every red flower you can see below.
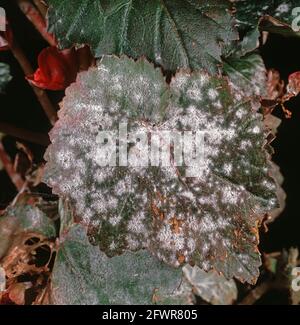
[27,46,79,90]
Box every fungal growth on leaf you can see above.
[43,56,278,284]
[224,53,267,98]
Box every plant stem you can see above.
[0,122,50,146]
[239,280,273,305]
[10,40,58,125]
[17,0,57,46]
[0,142,25,191]
[32,0,48,18]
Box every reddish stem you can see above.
[9,40,58,125]
[17,0,57,46]
[0,122,50,146]
[32,0,48,18]
[239,281,273,305]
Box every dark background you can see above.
[0,1,299,304]
[260,34,300,253]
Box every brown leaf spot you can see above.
[169,216,184,234]
[177,254,185,265]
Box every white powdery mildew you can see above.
[213,100,222,109]
[56,149,75,169]
[223,163,233,176]
[114,176,132,196]
[240,140,253,150]
[235,108,246,119]
[251,126,261,134]
[197,194,215,205]
[187,83,203,101]
[182,191,196,201]
[170,75,189,95]
[221,186,240,205]
[199,74,209,87]
[157,225,186,251]
[186,215,202,232]
[94,169,110,184]
[187,238,196,252]
[127,211,147,234]
[208,88,219,100]
[198,214,218,232]
[275,3,290,16]
[262,179,277,191]
[200,261,211,272]
[44,56,279,283]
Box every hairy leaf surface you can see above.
[46,0,238,73]
[224,53,267,98]
[49,223,193,305]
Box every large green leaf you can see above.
[0,63,12,93]
[49,223,193,305]
[44,56,278,283]
[46,0,238,73]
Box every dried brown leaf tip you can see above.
[286,71,300,97]
[262,69,300,119]
[266,69,285,102]
[0,195,57,305]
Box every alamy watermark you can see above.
[291,267,300,292]
[292,7,300,32]
[0,7,6,32]
[94,121,208,178]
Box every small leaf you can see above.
[287,71,300,96]
[265,69,285,101]
[0,62,12,93]
[46,0,238,73]
[229,27,261,58]
[183,264,237,305]
[224,53,267,98]
[234,0,300,37]
[49,223,193,305]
